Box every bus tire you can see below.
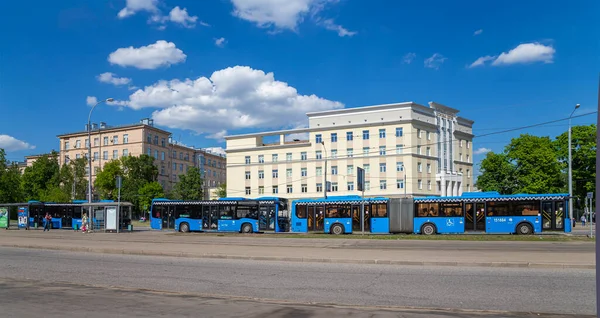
[180,222,190,233]
[516,222,533,235]
[421,223,436,235]
[330,223,344,235]
[241,223,253,234]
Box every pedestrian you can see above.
[81,212,88,233]
[581,215,586,226]
[43,212,52,232]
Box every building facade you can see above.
[225,101,474,201]
[57,118,226,197]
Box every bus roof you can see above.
[293,196,389,205]
[415,192,570,203]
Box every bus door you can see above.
[465,202,486,231]
[63,206,73,228]
[307,205,324,232]
[163,206,175,229]
[541,201,564,231]
[259,206,275,231]
[202,205,218,230]
[352,205,361,231]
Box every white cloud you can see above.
[403,52,416,64]
[473,147,492,155]
[424,53,447,69]
[204,147,227,156]
[215,37,227,48]
[285,131,310,141]
[86,96,98,106]
[167,6,198,28]
[230,0,352,36]
[115,65,344,136]
[108,40,186,70]
[199,21,211,27]
[0,135,35,152]
[207,130,228,141]
[474,29,483,36]
[470,42,556,68]
[97,72,132,86]
[468,55,495,68]
[118,0,159,19]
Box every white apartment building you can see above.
[225,101,474,201]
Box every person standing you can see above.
[43,212,52,232]
[81,212,88,233]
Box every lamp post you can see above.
[568,104,580,222]
[87,98,113,227]
[321,141,328,199]
[403,164,407,197]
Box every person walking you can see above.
[43,212,52,232]
[81,212,88,233]
[581,215,586,226]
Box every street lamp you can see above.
[321,141,328,199]
[568,104,580,222]
[87,98,114,217]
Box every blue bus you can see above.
[290,192,570,235]
[149,197,289,233]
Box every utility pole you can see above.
[568,104,581,224]
[321,141,328,199]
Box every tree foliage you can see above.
[215,182,227,198]
[21,151,61,201]
[474,153,518,194]
[138,181,165,214]
[173,166,204,200]
[94,160,123,200]
[0,149,24,203]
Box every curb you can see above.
[2,243,595,270]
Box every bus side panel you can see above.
[486,216,540,234]
[324,217,352,234]
[175,218,202,232]
[72,218,82,230]
[290,216,307,232]
[371,217,389,233]
[150,216,162,230]
[413,217,464,234]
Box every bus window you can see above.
[373,203,387,217]
[296,205,307,219]
[177,205,191,218]
[440,202,462,217]
[415,203,439,217]
[221,205,233,219]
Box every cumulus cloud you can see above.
[118,0,159,19]
[285,131,310,141]
[114,65,344,136]
[469,42,555,68]
[204,147,227,156]
[424,53,447,69]
[86,96,98,106]
[0,135,35,152]
[168,6,198,28]
[473,147,492,155]
[117,0,203,29]
[97,72,132,86]
[207,130,228,141]
[108,40,186,70]
[403,52,416,64]
[474,29,483,36]
[215,37,227,48]
[230,0,353,36]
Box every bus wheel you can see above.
[517,223,533,235]
[241,223,253,234]
[330,224,344,235]
[421,223,436,235]
[180,222,190,233]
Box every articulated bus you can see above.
[149,197,289,233]
[290,192,570,235]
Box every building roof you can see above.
[56,123,172,138]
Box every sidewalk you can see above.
[0,229,595,269]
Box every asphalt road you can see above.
[0,247,595,317]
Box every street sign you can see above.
[326,181,331,192]
[116,175,122,189]
[587,192,594,199]
[357,167,365,192]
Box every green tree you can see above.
[0,149,24,203]
[554,124,597,202]
[215,182,227,198]
[21,152,61,200]
[120,155,159,212]
[173,166,204,200]
[138,181,165,216]
[475,152,518,194]
[94,160,123,200]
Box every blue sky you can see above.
[0,0,598,175]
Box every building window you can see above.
[459,139,463,147]
[331,166,338,175]
[245,187,251,195]
[467,184,471,192]
[331,149,337,158]
[123,149,128,156]
[259,186,265,194]
[272,186,279,194]
[380,180,387,190]
[466,155,470,163]
[379,129,386,138]
[286,153,292,161]
[113,150,118,159]
[85,167,89,176]
[258,155,264,163]
[331,133,337,143]
[316,167,322,176]
[467,169,471,178]
[362,130,369,140]
[258,170,264,179]
[272,154,278,162]
[379,163,386,173]
[286,169,292,178]
[103,137,109,146]
[346,131,353,141]
[172,163,177,170]
[467,141,470,149]
[426,147,431,156]
[113,136,118,144]
[85,139,89,148]
[272,170,279,178]
[427,180,432,190]
[161,138,166,147]
[363,147,369,156]
[179,153,183,160]
[396,145,403,154]
[301,168,307,177]
[161,152,165,160]
[316,151,322,159]
[396,127,403,137]
[245,156,251,164]
[417,129,422,138]
[396,162,404,172]
[121,134,128,144]
[347,165,354,175]
[160,168,165,175]
[379,146,386,156]
[93,138,99,147]
[418,162,422,172]
[180,164,183,171]
[365,181,370,190]
[94,152,99,160]
[316,183,323,192]
[64,141,70,150]
[417,145,421,155]
[397,179,404,189]
[347,148,353,157]
[460,153,463,161]
[75,140,81,148]
[331,182,338,192]
[172,151,176,158]
[245,171,251,180]
[347,182,355,191]
[286,185,293,193]
[76,154,81,159]
[427,163,431,173]
[301,184,308,193]
[427,131,431,140]
[418,179,423,189]
[364,164,370,174]
[315,134,322,144]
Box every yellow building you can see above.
[57,118,226,197]
[225,101,474,200]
